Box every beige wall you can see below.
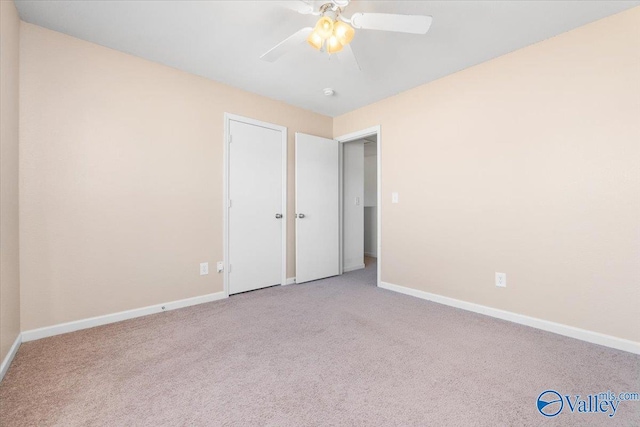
[334,8,640,342]
[0,0,21,361]
[19,23,332,331]
[16,8,640,343]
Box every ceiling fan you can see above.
[259,0,433,71]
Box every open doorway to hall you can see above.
[342,134,377,276]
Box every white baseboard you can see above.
[22,291,227,342]
[379,281,640,355]
[284,277,296,285]
[344,264,366,273]
[364,252,377,258]
[0,333,22,382]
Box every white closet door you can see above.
[295,133,340,283]
[228,120,283,294]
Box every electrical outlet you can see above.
[495,272,506,288]
[216,261,224,273]
[200,262,209,275]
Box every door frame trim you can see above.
[223,113,288,296]
[335,125,382,287]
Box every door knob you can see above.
[297,213,305,219]
[275,214,283,219]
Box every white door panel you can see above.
[229,120,283,294]
[295,133,340,283]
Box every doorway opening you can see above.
[336,126,381,287]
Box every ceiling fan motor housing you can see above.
[331,0,350,8]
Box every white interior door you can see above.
[228,119,284,294]
[295,133,340,283]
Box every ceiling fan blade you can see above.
[350,13,433,34]
[336,44,361,72]
[278,0,316,15]
[260,27,313,62]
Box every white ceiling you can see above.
[15,0,639,117]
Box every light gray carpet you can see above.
[1,260,639,426]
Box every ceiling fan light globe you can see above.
[333,21,355,45]
[307,30,324,50]
[315,16,334,39]
[326,35,343,54]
